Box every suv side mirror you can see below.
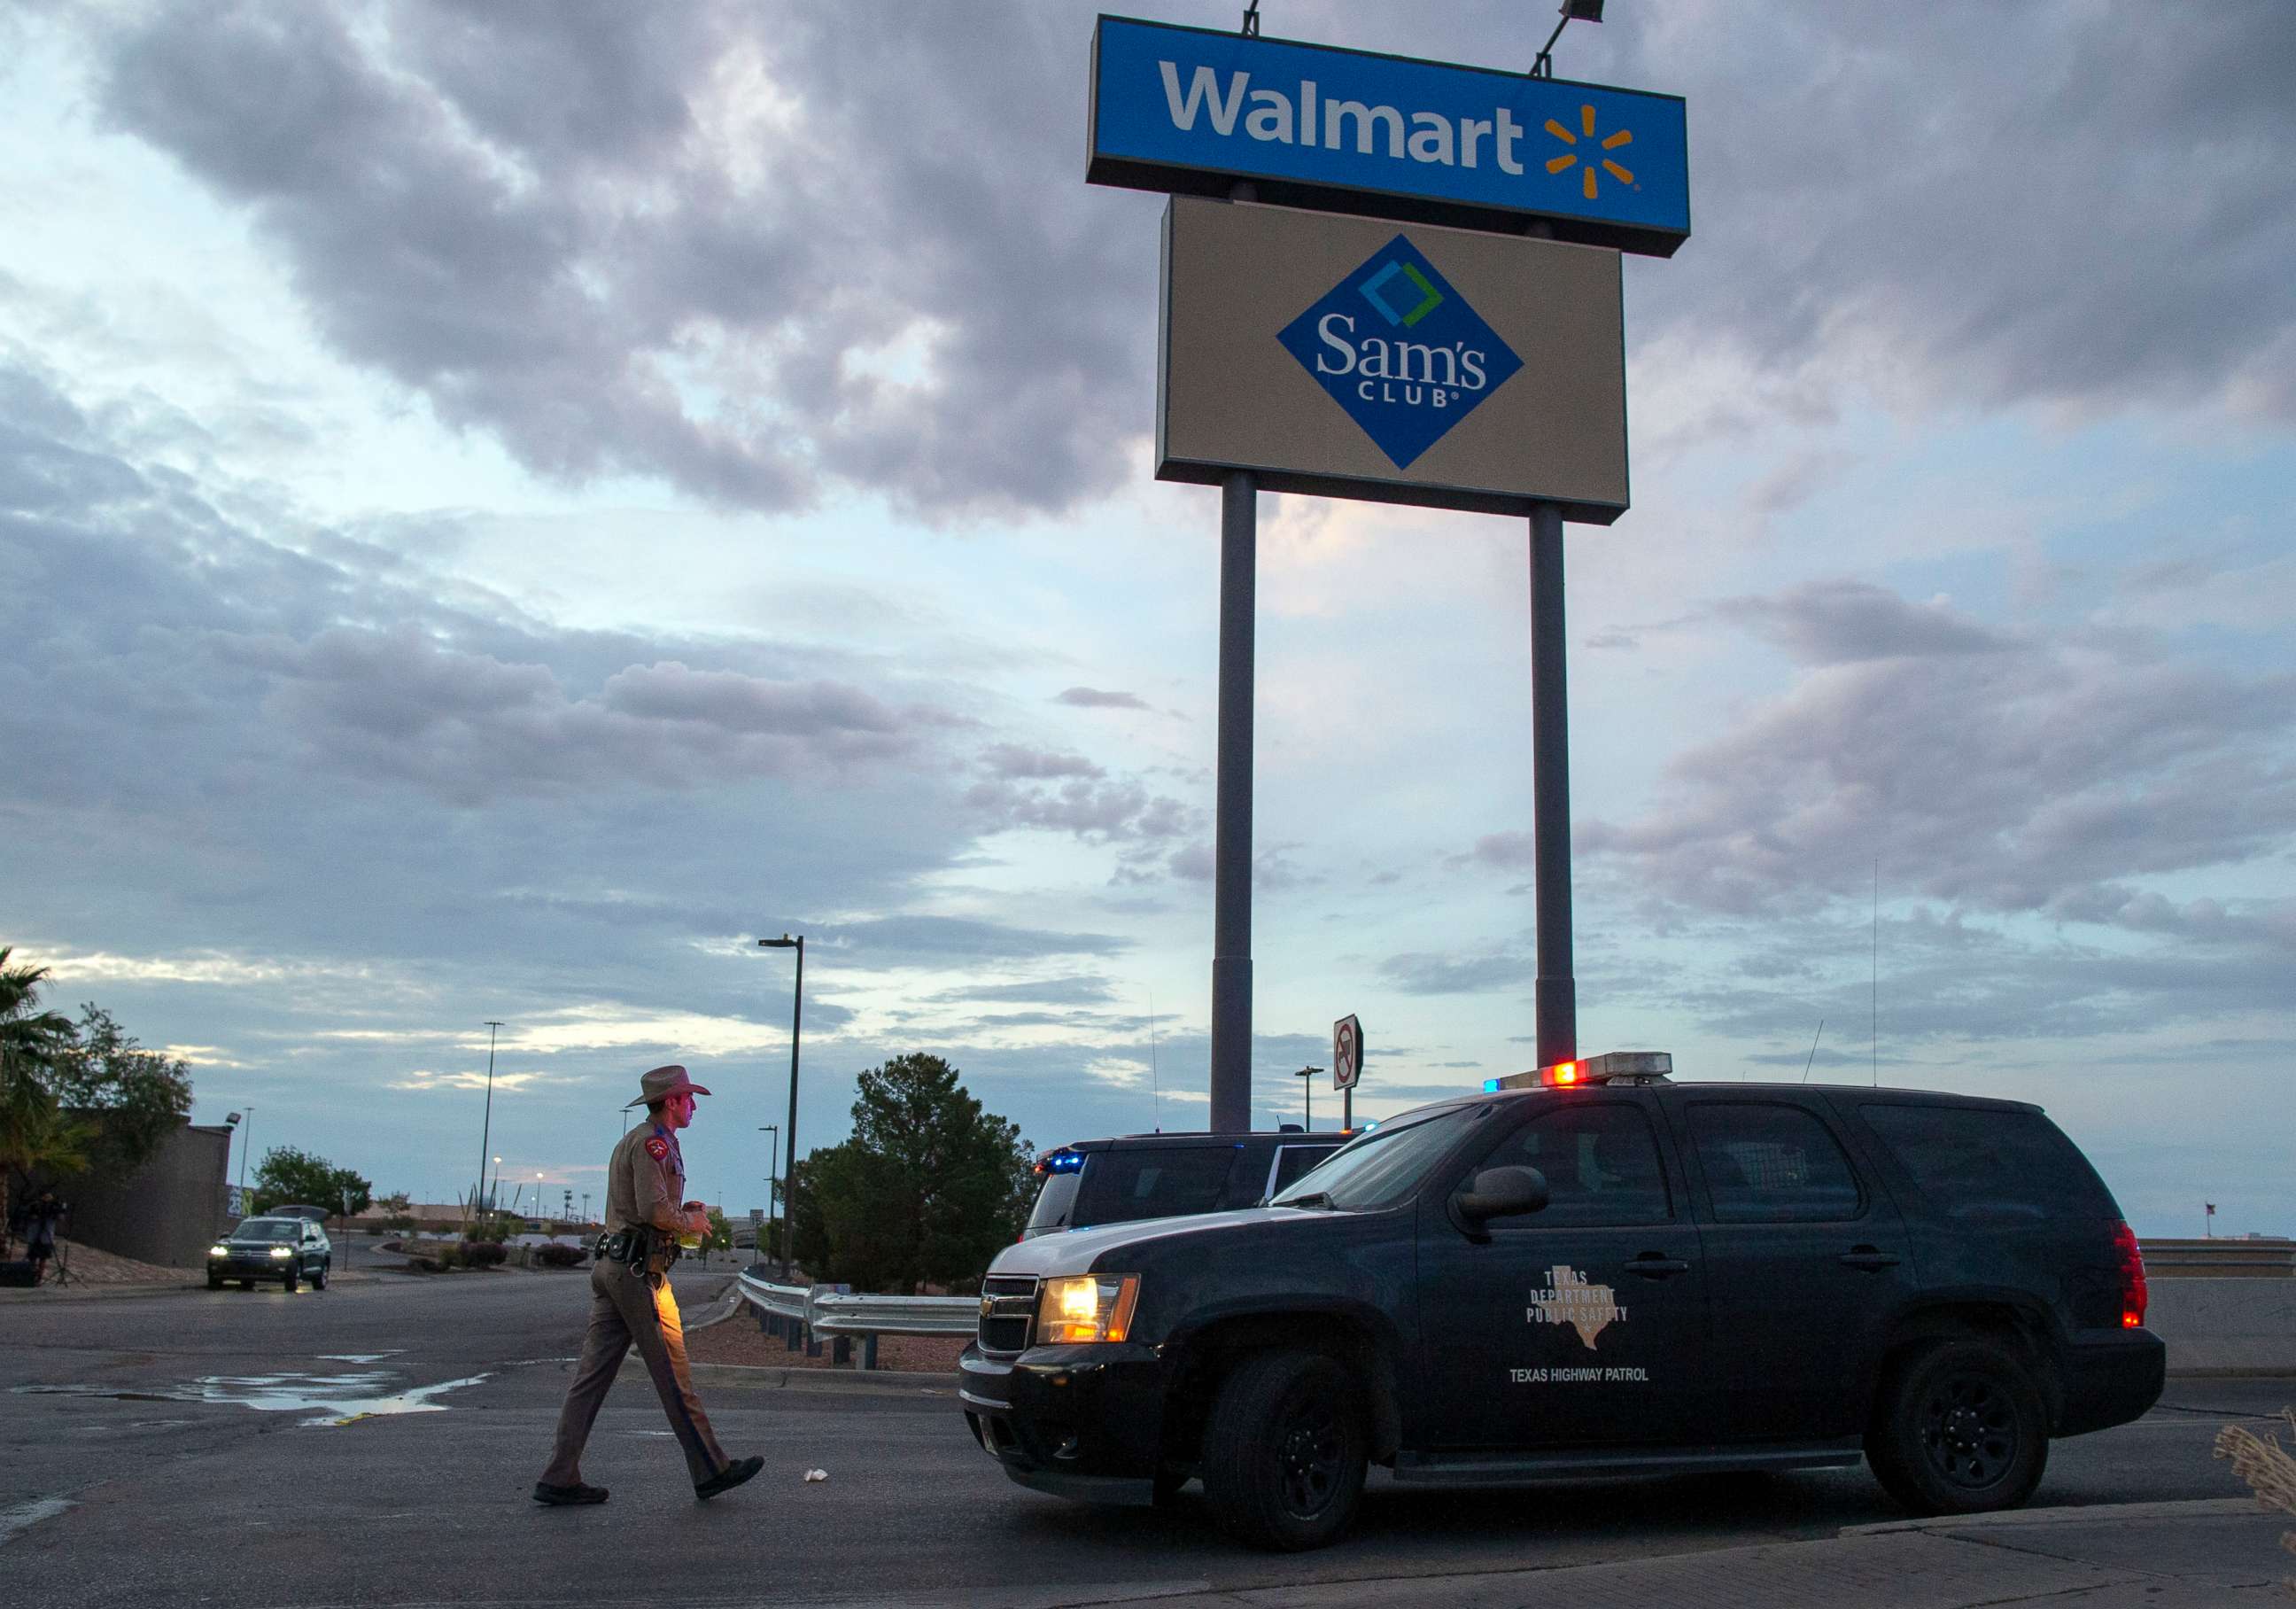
[1454,1165,1550,1232]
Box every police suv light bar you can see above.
[1484,1051,1672,1092]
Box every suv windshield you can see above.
[235,1220,299,1241]
[1271,1105,1485,1210]
[1026,1167,1085,1235]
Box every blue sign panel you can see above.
[1090,15,1689,257]
[1276,235,1524,471]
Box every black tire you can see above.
[239,1279,255,1290]
[1866,1339,2048,1515]
[206,1275,222,1290]
[1198,1351,1367,1551]
[283,1268,299,1293]
[311,1262,328,1290]
[1151,1466,1190,1509]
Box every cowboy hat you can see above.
[623,1063,713,1108]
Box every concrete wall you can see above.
[64,1123,233,1269]
[2148,1279,2296,1376]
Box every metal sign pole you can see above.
[1209,467,1257,1133]
[1529,500,1578,1068]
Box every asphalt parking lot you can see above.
[2,1268,2284,1608]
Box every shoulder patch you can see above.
[643,1136,670,1161]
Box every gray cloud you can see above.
[963,773,1198,848]
[1580,584,2296,917]
[1647,905,2296,1053]
[234,629,943,805]
[980,743,1103,781]
[1379,950,1531,997]
[1054,687,1152,711]
[1167,843,1214,882]
[71,0,2296,525]
[926,976,1118,1007]
[1594,0,2296,431]
[88,2,1148,520]
[1462,831,1536,869]
[0,356,1118,1020]
[815,915,1131,968]
[1714,580,2021,665]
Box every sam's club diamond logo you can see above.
[1277,236,1523,471]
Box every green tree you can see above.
[797,1053,1035,1294]
[250,1146,372,1217]
[46,1005,193,1176]
[0,949,90,1244]
[380,1190,415,1232]
[704,1206,732,1253]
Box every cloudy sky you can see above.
[5,1,2290,1238]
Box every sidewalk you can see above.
[1043,1499,2289,1609]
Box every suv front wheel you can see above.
[1199,1350,1367,1551]
[1866,1339,2048,1515]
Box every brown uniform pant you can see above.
[542,1258,728,1488]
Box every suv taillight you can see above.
[2112,1221,2148,1329]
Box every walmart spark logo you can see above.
[1545,105,1633,201]
[1360,258,1443,329]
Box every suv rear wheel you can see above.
[1866,1339,2048,1515]
[1199,1351,1366,1551]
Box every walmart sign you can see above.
[1090,16,1689,257]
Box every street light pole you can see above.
[1292,1065,1321,1132]
[757,1124,780,1269]
[757,935,804,1282]
[475,1021,503,1226]
[236,1106,254,1197]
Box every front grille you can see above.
[978,1275,1038,1353]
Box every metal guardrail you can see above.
[2140,1239,2295,1279]
[734,1268,977,1368]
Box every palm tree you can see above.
[0,948,74,1072]
[1,947,82,1251]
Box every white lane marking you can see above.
[0,1497,74,1546]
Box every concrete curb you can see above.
[1840,1496,2266,1535]
[686,1361,958,1395]
[1032,1496,2292,1609]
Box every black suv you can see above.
[1021,1131,1343,1240]
[959,1057,2161,1550]
[208,1216,332,1291]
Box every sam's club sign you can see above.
[1277,236,1522,470]
[1090,15,1689,257]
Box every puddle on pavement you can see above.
[316,1350,404,1364]
[14,1369,491,1426]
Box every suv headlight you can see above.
[270,1246,293,1258]
[1037,1274,1140,1344]
[209,1244,229,1258]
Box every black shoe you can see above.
[532,1481,609,1506]
[694,1455,764,1500]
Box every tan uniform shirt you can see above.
[604,1121,687,1235]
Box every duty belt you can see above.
[593,1227,679,1269]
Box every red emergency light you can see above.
[1485,1051,1673,1092]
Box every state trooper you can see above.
[535,1064,764,1506]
